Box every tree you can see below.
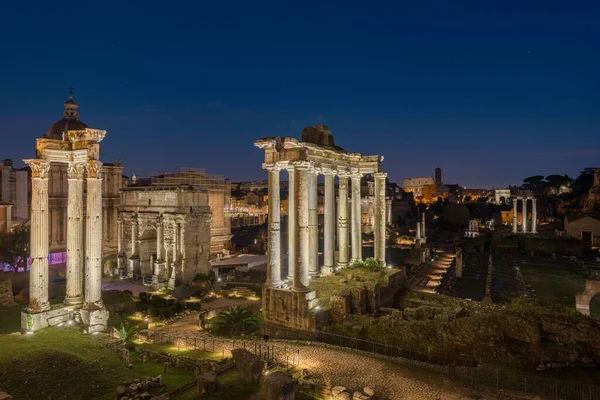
[573,168,597,195]
[0,225,29,269]
[545,174,573,192]
[212,306,259,335]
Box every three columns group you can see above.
[512,196,537,234]
[266,162,387,291]
[26,158,104,312]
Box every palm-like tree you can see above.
[213,306,259,335]
[113,323,139,344]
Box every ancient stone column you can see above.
[351,172,362,262]
[266,164,283,287]
[416,216,421,240]
[522,198,527,233]
[421,211,426,240]
[532,198,537,234]
[64,162,85,306]
[129,214,139,277]
[374,172,387,266]
[323,169,335,273]
[84,160,104,308]
[386,199,392,225]
[287,165,296,281]
[294,162,310,291]
[24,159,51,313]
[308,168,319,278]
[337,172,349,268]
[153,215,164,285]
[179,221,186,276]
[512,198,518,233]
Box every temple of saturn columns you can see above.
[512,196,538,234]
[22,94,109,333]
[255,125,387,331]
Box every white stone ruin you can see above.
[254,125,386,331]
[512,196,537,234]
[465,219,480,238]
[21,93,108,333]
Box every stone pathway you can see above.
[410,249,455,293]
[150,315,515,400]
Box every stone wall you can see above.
[262,287,318,331]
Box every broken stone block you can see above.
[332,386,347,397]
[197,371,218,393]
[363,386,375,396]
[260,371,295,400]
[231,348,266,382]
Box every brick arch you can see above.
[575,280,600,316]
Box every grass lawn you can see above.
[0,328,140,400]
[138,342,224,360]
[519,264,587,308]
[174,369,259,400]
[130,350,193,389]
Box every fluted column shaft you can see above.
[512,198,518,233]
[374,172,387,266]
[323,171,335,270]
[84,160,103,307]
[64,162,85,306]
[308,169,319,277]
[522,198,527,233]
[287,165,296,281]
[25,159,51,313]
[351,174,362,261]
[131,217,139,257]
[294,163,310,291]
[156,216,164,261]
[421,211,426,239]
[532,198,537,234]
[117,218,123,254]
[266,165,282,287]
[337,173,349,268]
[386,199,392,225]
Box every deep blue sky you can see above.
[1,1,598,188]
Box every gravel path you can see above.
[152,316,514,399]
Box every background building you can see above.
[0,159,29,226]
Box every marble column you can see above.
[24,159,51,313]
[294,162,310,291]
[421,211,426,240]
[512,198,518,233]
[84,160,104,308]
[129,215,139,277]
[308,168,319,277]
[351,172,362,262]
[386,199,392,225]
[168,223,178,289]
[64,162,85,306]
[117,215,125,271]
[323,169,335,272]
[266,164,282,287]
[374,172,387,266]
[522,198,527,233]
[179,222,186,278]
[532,198,537,234]
[153,215,164,285]
[416,215,421,240]
[337,172,349,268]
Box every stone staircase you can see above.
[223,287,255,298]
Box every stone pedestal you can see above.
[21,305,82,333]
[260,371,295,400]
[153,261,167,288]
[80,307,109,333]
[128,257,139,278]
[262,287,318,331]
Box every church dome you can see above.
[45,90,89,140]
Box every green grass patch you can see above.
[519,264,587,308]
[138,342,223,360]
[174,369,259,400]
[0,328,141,400]
[309,267,398,309]
[130,350,193,389]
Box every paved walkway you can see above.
[150,315,513,400]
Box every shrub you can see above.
[122,290,133,298]
[193,272,215,282]
[138,292,149,303]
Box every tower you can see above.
[435,167,442,187]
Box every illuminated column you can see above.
[24,159,51,313]
[64,162,85,306]
[522,198,527,233]
[532,198,537,234]
[294,162,310,292]
[179,221,186,278]
[168,223,179,289]
[374,172,387,266]
[421,211,426,240]
[117,215,126,272]
[512,198,518,233]
[337,171,349,268]
[286,165,296,281]
[323,169,335,272]
[308,167,319,278]
[351,172,362,262]
[84,160,104,308]
[153,215,164,285]
[386,199,392,225]
[129,214,139,277]
[416,214,421,240]
[266,164,283,287]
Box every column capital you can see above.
[320,166,335,176]
[86,160,103,179]
[337,169,351,178]
[24,159,50,179]
[291,161,313,170]
[373,172,387,179]
[67,162,86,180]
[156,214,164,225]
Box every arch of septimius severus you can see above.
[22,92,109,333]
[255,125,386,331]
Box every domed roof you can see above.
[44,90,88,140]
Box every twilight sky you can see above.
[0,1,598,188]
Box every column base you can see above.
[80,307,109,334]
[321,265,335,276]
[63,295,84,307]
[308,271,320,279]
[21,305,83,333]
[336,262,349,270]
[26,301,51,314]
